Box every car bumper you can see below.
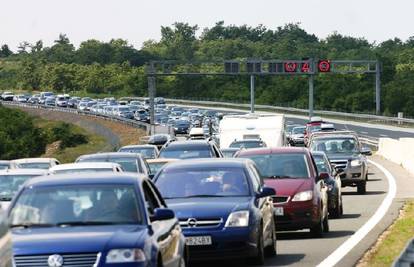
[338,166,366,186]
[183,227,257,261]
[274,201,318,231]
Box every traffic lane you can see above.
[286,117,414,139]
[190,162,388,267]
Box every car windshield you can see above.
[0,175,39,200]
[239,153,310,179]
[118,107,129,112]
[119,148,156,159]
[156,167,250,198]
[309,125,321,133]
[222,151,237,158]
[312,154,330,173]
[160,147,212,159]
[53,168,114,175]
[148,162,168,174]
[292,127,306,134]
[17,163,50,169]
[9,185,142,226]
[230,141,264,149]
[311,138,359,154]
[79,158,138,172]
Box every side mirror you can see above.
[257,187,276,198]
[151,208,175,221]
[148,174,155,180]
[317,172,330,182]
[361,146,372,156]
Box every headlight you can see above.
[106,249,146,263]
[225,211,249,227]
[350,159,362,167]
[292,190,313,202]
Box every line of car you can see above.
[0,96,374,267]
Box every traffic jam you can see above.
[0,94,373,267]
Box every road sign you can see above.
[318,60,331,72]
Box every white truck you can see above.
[218,113,285,149]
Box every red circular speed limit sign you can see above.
[284,62,297,72]
[318,60,331,72]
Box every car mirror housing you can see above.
[257,187,276,198]
[151,208,175,221]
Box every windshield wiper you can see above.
[10,223,56,229]
[0,196,12,201]
[56,221,137,226]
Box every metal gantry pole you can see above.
[250,75,255,113]
[148,76,156,134]
[375,61,381,115]
[308,74,314,120]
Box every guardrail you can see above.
[0,101,152,132]
[393,238,414,266]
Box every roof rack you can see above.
[308,130,359,145]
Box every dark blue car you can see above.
[153,159,276,265]
[8,173,187,267]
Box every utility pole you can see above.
[375,61,381,115]
[250,75,255,113]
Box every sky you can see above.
[1,0,413,50]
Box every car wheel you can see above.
[264,221,277,257]
[331,195,342,218]
[323,212,330,233]
[357,181,366,194]
[310,218,323,238]
[249,227,265,265]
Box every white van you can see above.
[218,113,285,149]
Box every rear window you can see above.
[159,147,212,159]
[17,163,50,170]
[239,153,310,179]
[78,157,139,173]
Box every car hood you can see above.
[264,178,311,196]
[291,134,304,138]
[12,225,147,255]
[166,197,251,219]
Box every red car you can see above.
[304,117,324,146]
[236,147,329,237]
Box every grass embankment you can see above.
[358,200,414,267]
[34,118,107,163]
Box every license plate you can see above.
[274,207,284,216]
[186,236,212,246]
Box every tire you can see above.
[323,213,330,233]
[249,227,265,265]
[330,195,342,218]
[357,181,366,194]
[264,221,277,257]
[310,218,323,238]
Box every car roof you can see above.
[0,169,47,175]
[120,145,157,149]
[49,162,121,171]
[310,151,328,157]
[232,139,262,143]
[77,152,143,160]
[313,134,358,140]
[146,158,180,164]
[11,158,58,164]
[162,158,250,170]
[237,147,308,156]
[165,140,210,147]
[24,173,147,187]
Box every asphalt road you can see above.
[193,161,388,267]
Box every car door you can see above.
[143,181,182,267]
[310,154,328,219]
[248,164,274,245]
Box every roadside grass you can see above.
[358,200,414,267]
[34,118,107,163]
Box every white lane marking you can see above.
[380,134,388,137]
[287,120,294,124]
[360,131,369,134]
[317,159,397,267]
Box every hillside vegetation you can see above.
[1,22,414,116]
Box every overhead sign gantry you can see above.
[146,59,381,126]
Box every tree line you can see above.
[1,22,414,116]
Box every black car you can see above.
[148,134,176,149]
[173,120,191,135]
[312,151,343,218]
[153,158,276,264]
[159,140,223,159]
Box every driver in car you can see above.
[222,172,247,194]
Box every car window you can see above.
[10,185,142,225]
[159,147,213,159]
[142,181,161,216]
[239,153,310,179]
[79,157,138,173]
[155,167,250,198]
[247,165,261,193]
[0,175,39,201]
[311,137,359,154]
[17,163,50,169]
